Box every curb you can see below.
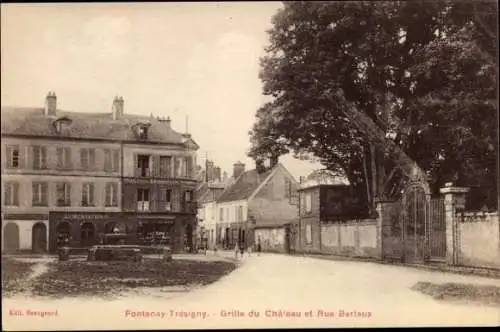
[292,253,500,279]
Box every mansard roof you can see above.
[0,107,198,149]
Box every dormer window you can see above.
[135,122,151,140]
[139,126,148,139]
[53,116,72,135]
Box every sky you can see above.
[1,2,323,180]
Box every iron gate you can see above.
[428,197,446,260]
[382,189,446,263]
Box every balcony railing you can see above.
[135,168,150,177]
[137,201,150,211]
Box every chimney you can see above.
[206,160,215,182]
[233,161,245,179]
[112,96,124,120]
[255,159,266,173]
[214,166,222,182]
[44,91,57,116]
[159,116,172,128]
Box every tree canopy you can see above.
[249,1,498,209]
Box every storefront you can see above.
[48,212,196,253]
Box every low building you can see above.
[215,158,299,252]
[297,170,374,255]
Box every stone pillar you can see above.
[439,183,469,266]
[375,201,384,260]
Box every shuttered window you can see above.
[81,183,95,206]
[32,182,48,206]
[4,181,19,206]
[104,149,111,171]
[6,145,20,168]
[105,182,118,206]
[33,146,47,169]
[56,182,71,206]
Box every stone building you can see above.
[215,158,299,251]
[1,92,198,253]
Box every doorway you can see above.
[32,222,47,253]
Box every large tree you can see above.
[249,1,498,210]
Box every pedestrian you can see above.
[257,237,262,256]
[234,243,239,259]
[239,242,245,258]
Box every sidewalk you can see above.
[292,252,500,279]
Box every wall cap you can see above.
[439,186,470,194]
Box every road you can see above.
[3,252,499,330]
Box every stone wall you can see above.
[458,211,499,269]
[320,219,379,258]
[255,227,286,253]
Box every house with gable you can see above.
[215,157,300,252]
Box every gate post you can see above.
[439,183,469,266]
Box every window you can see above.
[104,149,119,171]
[163,188,172,211]
[219,208,223,221]
[32,182,48,206]
[4,182,19,206]
[137,188,150,211]
[56,182,71,206]
[160,156,172,177]
[138,126,148,140]
[56,147,72,169]
[32,146,47,169]
[226,208,229,221]
[105,183,118,207]
[183,157,189,177]
[6,145,20,168]
[81,183,95,207]
[185,191,193,202]
[305,192,312,213]
[80,148,96,170]
[305,224,312,245]
[137,155,150,177]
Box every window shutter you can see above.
[174,157,180,177]
[104,183,110,206]
[186,156,193,177]
[6,147,12,168]
[18,146,24,169]
[5,183,11,205]
[112,183,118,206]
[90,149,96,170]
[112,150,119,172]
[89,183,94,206]
[13,182,19,206]
[41,147,47,168]
[57,147,63,168]
[32,183,38,205]
[33,146,40,169]
[64,147,71,169]
[42,183,48,206]
[56,183,63,204]
[66,183,71,205]
[104,149,111,171]
[80,149,87,169]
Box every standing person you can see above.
[257,236,262,256]
[234,242,239,259]
[239,241,245,258]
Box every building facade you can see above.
[214,158,300,252]
[1,92,199,253]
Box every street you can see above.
[3,252,499,330]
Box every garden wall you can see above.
[458,211,499,269]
